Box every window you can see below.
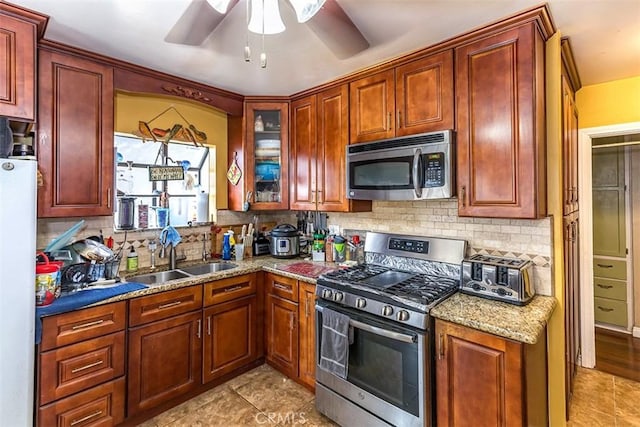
[114,133,213,229]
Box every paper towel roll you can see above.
[196,191,209,223]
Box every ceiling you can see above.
[11,0,640,96]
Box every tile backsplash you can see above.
[36,201,553,296]
[327,200,553,296]
[37,210,295,274]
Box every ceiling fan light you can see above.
[206,0,232,14]
[248,0,286,35]
[289,0,326,23]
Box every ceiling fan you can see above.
[165,0,369,59]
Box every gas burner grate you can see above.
[322,264,389,282]
[385,275,460,306]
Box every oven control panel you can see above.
[315,283,428,330]
[388,238,429,254]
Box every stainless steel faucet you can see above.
[159,233,166,259]
[149,240,157,270]
[158,228,186,269]
[202,232,209,261]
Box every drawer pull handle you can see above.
[438,333,445,360]
[158,301,182,309]
[597,264,614,268]
[71,319,104,330]
[70,410,103,426]
[207,316,212,336]
[224,285,244,293]
[197,319,202,339]
[597,284,613,289]
[274,283,291,292]
[597,306,614,312]
[71,360,104,374]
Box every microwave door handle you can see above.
[413,148,423,198]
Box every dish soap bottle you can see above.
[222,233,232,261]
[127,246,139,272]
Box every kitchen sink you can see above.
[126,269,191,285]
[178,262,238,276]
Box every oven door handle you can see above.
[350,318,417,344]
[412,148,423,198]
[316,305,417,344]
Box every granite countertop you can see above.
[430,292,557,344]
[87,256,335,307]
[54,258,557,346]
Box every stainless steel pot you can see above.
[269,223,300,258]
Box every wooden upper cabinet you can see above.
[0,4,47,121]
[290,95,317,211]
[349,50,454,144]
[562,73,579,216]
[456,23,546,218]
[349,69,395,143]
[244,101,289,210]
[395,50,454,136]
[290,85,371,212]
[37,49,114,217]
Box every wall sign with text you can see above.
[148,166,185,181]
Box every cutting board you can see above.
[212,221,276,257]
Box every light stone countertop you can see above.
[430,292,557,344]
[86,256,331,307]
[63,258,556,346]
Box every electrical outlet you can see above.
[328,225,340,235]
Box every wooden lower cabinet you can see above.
[298,282,316,389]
[266,293,299,378]
[38,377,125,427]
[127,310,202,416]
[435,319,548,427]
[203,295,258,382]
[265,273,317,389]
[37,302,127,427]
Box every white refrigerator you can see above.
[0,157,37,425]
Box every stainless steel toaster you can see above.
[461,254,534,305]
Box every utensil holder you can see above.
[104,257,122,280]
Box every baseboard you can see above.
[633,326,640,338]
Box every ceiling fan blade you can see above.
[165,0,239,45]
[302,0,369,59]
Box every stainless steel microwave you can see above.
[346,130,454,201]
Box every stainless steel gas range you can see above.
[315,231,466,427]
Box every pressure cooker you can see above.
[269,223,300,258]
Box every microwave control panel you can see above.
[424,152,445,187]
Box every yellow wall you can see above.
[576,76,640,128]
[115,92,228,210]
[545,32,567,427]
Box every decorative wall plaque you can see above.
[148,165,185,181]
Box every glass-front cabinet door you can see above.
[245,102,289,210]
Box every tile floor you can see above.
[139,364,336,426]
[567,366,640,426]
[141,364,640,426]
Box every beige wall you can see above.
[328,199,553,295]
[115,92,229,210]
